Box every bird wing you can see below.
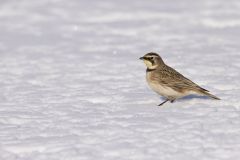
[156,65,209,92]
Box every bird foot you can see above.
[158,99,169,106]
[158,99,175,106]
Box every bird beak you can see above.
[139,57,145,60]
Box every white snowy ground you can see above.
[0,0,240,159]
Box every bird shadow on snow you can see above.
[180,95,210,101]
[159,95,210,102]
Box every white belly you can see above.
[148,81,185,99]
[146,72,190,99]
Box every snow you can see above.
[0,0,240,159]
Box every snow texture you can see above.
[0,0,240,160]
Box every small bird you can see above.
[140,52,220,106]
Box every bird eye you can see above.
[150,57,153,60]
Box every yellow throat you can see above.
[143,59,153,68]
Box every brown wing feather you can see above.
[155,65,207,93]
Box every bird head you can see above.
[139,52,165,69]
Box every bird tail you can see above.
[197,88,220,100]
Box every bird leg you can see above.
[158,99,169,106]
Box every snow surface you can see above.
[0,0,240,160]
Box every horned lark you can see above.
[140,52,220,106]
